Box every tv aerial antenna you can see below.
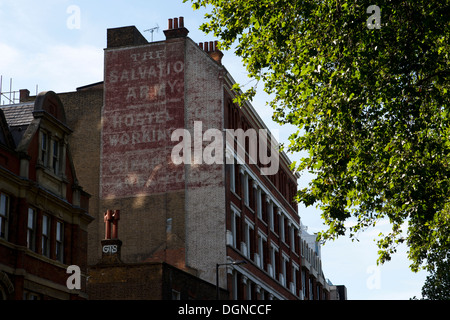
[144,24,159,42]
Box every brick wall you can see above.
[184,38,227,285]
[62,25,232,289]
[88,262,223,300]
[59,89,103,266]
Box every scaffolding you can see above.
[0,76,38,105]
[0,76,20,105]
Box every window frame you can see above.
[41,214,50,257]
[41,131,49,166]
[55,221,64,263]
[0,193,10,240]
[27,208,37,251]
[52,139,60,174]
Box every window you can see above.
[171,290,181,300]
[256,188,262,220]
[268,201,274,231]
[243,220,254,259]
[230,206,241,249]
[243,173,249,206]
[23,291,41,300]
[280,255,288,287]
[41,132,49,166]
[52,139,60,174]
[56,221,64,262]
[232,271,238,300]
[229,163,235,192]
[251,182,257,210]
[290,226,296,251]
[235,165,241,196]
[0,193,10,240]
[269,244,278,278]
[273,209,279,236]
[302,270,306,298]
[27,208,36,251]
[279,213,285,241]
[42,215,50,257]
[257,233,266,269]
[285,220,291,245]
[247,280,253,300]
[291,264,299,295]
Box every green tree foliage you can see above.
[187,0,450,271]
[421,258,450,300]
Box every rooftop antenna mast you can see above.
[144,24,159,42]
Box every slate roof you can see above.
[0,102,35,147]
[0,102,35,127]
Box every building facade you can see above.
[56,17,334,300]
[0,91,93,300]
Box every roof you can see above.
[0,102,35,127]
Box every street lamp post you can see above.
[216,260,247,300]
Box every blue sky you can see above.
[0,0,428,299]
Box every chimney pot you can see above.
[199,42,203,50]
[104,210,114,240]
[209,41,214,51]
[112,210,120,239]
[164,16,189,39]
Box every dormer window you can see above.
[39,130,63,176]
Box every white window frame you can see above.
[243,217,254,259]
[229,204,241,249]
[269,242,279,278]
[257,231,267,269]
[280,252,290,287]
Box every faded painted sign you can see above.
[101,42,185,198]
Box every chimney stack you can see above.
[198,40,224,65]
[164,16,189,39]
[101,210,122,264]
[19,89,30,102]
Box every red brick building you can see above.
[0,91,93,300]
[56,17,334,300]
